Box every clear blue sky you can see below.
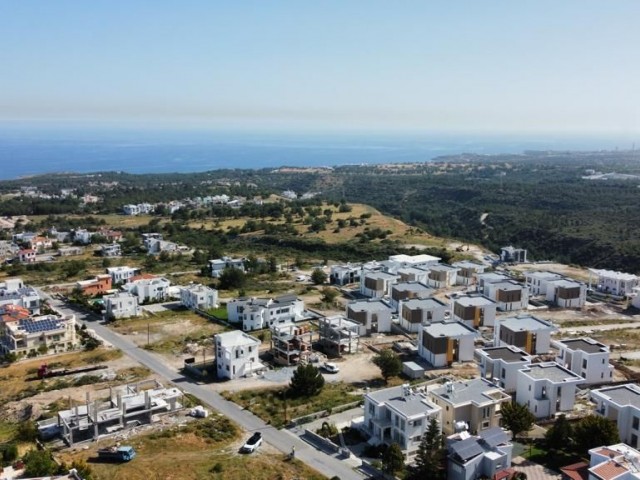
[1,1,639,134]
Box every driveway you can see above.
[512,456,562,480]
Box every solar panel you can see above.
[479,427,509,448]
[19,318,62,333]
[450,437,483,461]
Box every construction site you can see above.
[37,379,183,445]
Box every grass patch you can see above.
[0,422,17,443]
[207,307,228,320]
[222,382,361,428]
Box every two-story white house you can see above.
[209,256,246,278]
[390,282,434,312]
[418,322,477,367]
[427,264,460,289]
[525,271,586,308]
[215,330,266,380]
[591,384,640,449]
[396,266,430,284]
[553,337,613,385]
[227,294,305,331]
[363,384,442,456]
[484,280,529,311]
[452,260,486,286]
[399,297,448,333]
[329,263,362,286]
[475,346,532,393]
[346,299,393,334]
[451,294,497,328]
[447,428,513,480]
[0,278,41,314]
[429,378,511,435]
[360,270,398,299]
[106,266,141,284]
[122,276,171,303]
[180,284,219,311]
[589,268,639,296]
[494,314,555,355]
[515,362,584,419]
[104,291,141,320]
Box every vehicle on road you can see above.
[240,432,263,453]
[321,362,340,373]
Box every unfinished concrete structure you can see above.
[318,315,360,357]
[270,321,314,366]
[38,380,182,445]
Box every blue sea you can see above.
[0,125,633,181]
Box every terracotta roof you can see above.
[560,461,590,480]
[130,273,157,282]
[596,447,621,458]
[591,460,629,480]
[0,305,30,322]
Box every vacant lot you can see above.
[58,415,325,480]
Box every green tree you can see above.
[573,415,619,453]
[218,267,247,290]
[408,418,446,480]
[16,421,38,442]
[501,402,535,440]
[23,449,57,477]
[268,256,278,273]
[382,443,405,476]
[372,349,402,383]
[545,414,572,451]
[1,443,18,464]
[288,364,325,398]
[311,268,327,285]
[320,287,339,304]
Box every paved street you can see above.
[48,296,366,480]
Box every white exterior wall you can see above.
[478,356,530,393]
[418,330,475,368]
[546,283,587,308]
[515,373,581,419]
[104,293,140,319]
[228,297,304,331]
[215,332,261,380]
[591,386,640,449]
[107,267,139,284]
[399,304,447,333]
[555,344,613,385]
[180,286,218,311]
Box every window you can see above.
[501,368,506,378]
[528,385,531,391]
[633,434,639,448]
[582,359,587,369]
[633,417,639,430]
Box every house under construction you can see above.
[38,380,183,445]
[318,315,360,357]
[270,322,314,366]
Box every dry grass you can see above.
[0,348,122,404]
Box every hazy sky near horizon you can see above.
[1,1,639,134]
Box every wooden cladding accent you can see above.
[557,286,581,299]
[497,288,522,303]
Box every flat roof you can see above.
[549,279,583,288]
[454,294,497,307]
[393,282,433,294]
[430,378,508,406]
[428,264,458,273]
[216,330,260,347]
[589,269,638,281]
[452,260,484,269]
[519,363,583,383]
[492,280,525,291]
[480,346,530,362]
[424,321,476,338]
[389,254,441,264]
[364,271,397,281]
[558,338,607,354]
[403,297,447,310]
[477,272,511,283]
[366,385,439,418]
[499,315,554,331]
[525,271,564,281]
[348,299,392,312]
[593,384,640,409]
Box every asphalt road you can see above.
[48,296,366,480]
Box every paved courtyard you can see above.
[512,456,562,480]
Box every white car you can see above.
[240,432,263,453]
[321,362,340,374]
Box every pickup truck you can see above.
[240,432,263,453]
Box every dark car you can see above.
[240,432,263,453]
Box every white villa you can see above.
[494,314,555,355]
[418,322,477,367]
[180,284,219,311]
[346,299,393,334]
[476,346,532,392]
[589,268,639,296]
[591,384,640,450]
[399,297,448,333]
[227,294,305,331]
[553,337,613,385]
[215,331,265,380]
[104,292,141,320]
[451,294,497,328]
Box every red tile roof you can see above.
[591,460,629,480]
[560,461,590,480]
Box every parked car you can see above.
[240,432,263,453]
[321,362,340,374]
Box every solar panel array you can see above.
[450,437,483,461]
[479,427,509,448]
[19,318,62,333]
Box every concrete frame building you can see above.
[318,315,360,356]
[591,384,640,450]
[515,362,584,419]
[476,346,532,393]
[494,314,555,355]
[429,378,511,436]
[484,280,529,311]
[270,322,314,366]
[363,384,442,456]
[553,337,614,385]
[399,297,448,333]
[418,322,477,367]
[500,246,528,263]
